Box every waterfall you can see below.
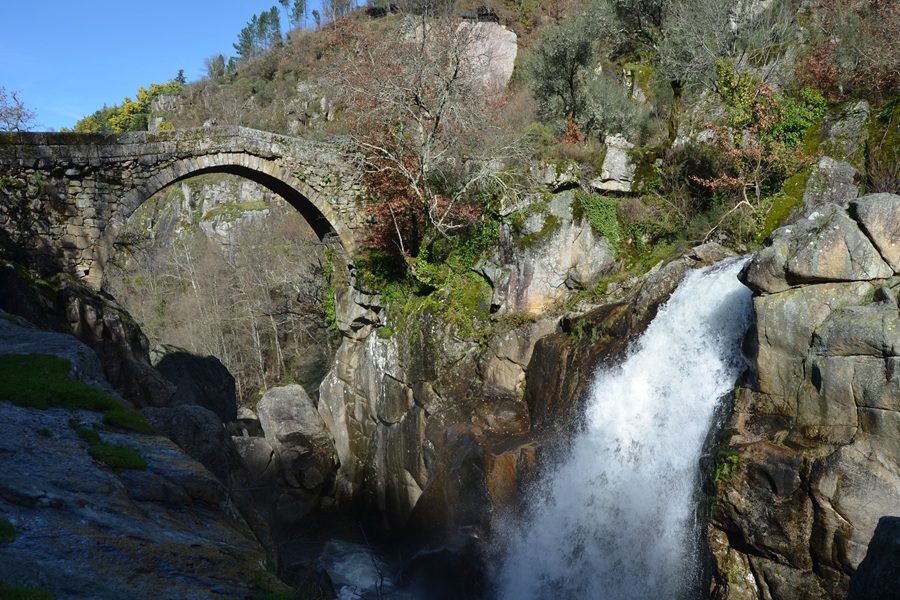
[494,258,753,599]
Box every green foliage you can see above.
[0,581,54,600]
[866,99,900,194]
[526,14,596,126]
[355,217,498,342]
[574,192,620,249]
[767,87,827,147]
[322,249,338,331]
[0,354,155,434]
[201,201,270,223]
[715,59,759,127]
[713,450,740,485]
[518,213,560,247]
[235,7,284,61]
[582,74,642,139]
[102,406,156,434]
[70,77,184,133]
[0,518,15,543]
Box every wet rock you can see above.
[482,319,558,396]
[711,198,900,598]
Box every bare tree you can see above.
[0,87,36,132]
[335,15,522,260]
[657,0,799,90]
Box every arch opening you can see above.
[94,156,352,287]
[102,170,338,406]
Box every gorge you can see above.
[1,1,900,598]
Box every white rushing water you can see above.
[494,258,753,600]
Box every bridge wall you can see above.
[0,127,364,286]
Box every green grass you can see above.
[201,201,269,222]
[0,581,54,600]
[102,407,156,434]
[0,518,15,543]
[0,355,154,434]
[87,442,148,470]
[71,423,147,470]
[0,354,120,412]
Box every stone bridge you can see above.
[0,126,365,286]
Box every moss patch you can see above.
[713,450,740,485]
[574,191,620,250]
[201,201,269,223]
[0,354,122,411]
[72,423,147,470]
[0,518,15,543]
[87,441,148,470]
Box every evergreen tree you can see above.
[267,6,282,46]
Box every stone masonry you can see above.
[0,126,365,286]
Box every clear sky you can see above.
[1,1,326,131]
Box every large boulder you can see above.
[481,191,617,314]
[154,349,238,422]
[257,384,336,492]
[143,404,244,482]
[590,134,636,193]
[0,318,286,598]
[803,157,859,210]
[853,193,900,271]
[742,203,892,293]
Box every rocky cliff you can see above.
[708,194,900,599]
[0,313,289,598]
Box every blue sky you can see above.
[1,1,326,130]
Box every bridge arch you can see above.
[0,127,362,288]
[96,152,355,285]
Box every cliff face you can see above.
[0,314,288,599]
[708,195,900,599]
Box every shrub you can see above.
[713,450,740,485]
[797,0,900,100]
